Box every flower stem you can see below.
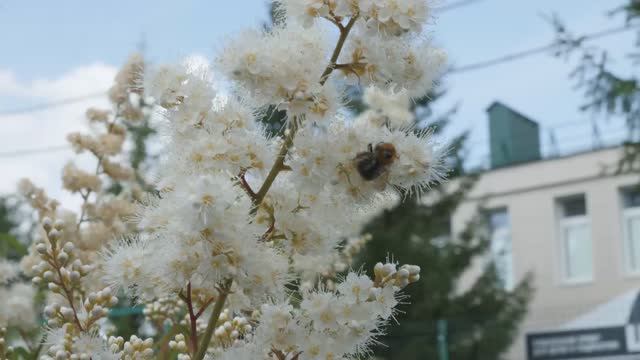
[253,122,298,208]
[48,241,84,332]
[193,278,233,360]
[179,282,199,355]
[251,14,358,211]
[319,14,359,86]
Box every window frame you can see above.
[556,195,593,285]
[622,206,640,276]
[487,208,514,290]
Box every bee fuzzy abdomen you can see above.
[355,152,383,181]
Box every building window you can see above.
[557,195,592,283]
[488,209,513,290]
[622,187,640,275]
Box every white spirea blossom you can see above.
[0,259,19,285]
[342,28,447,96]
[217,24,331,111]
[360,85,414,128]
[98,1,444,358]
[290,117,445,199]
[0,282,37,330]
[280,0,431,35]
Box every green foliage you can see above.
[550,2,640,172]
[357,180,533,359]
[127,119,156,172]
[0,197,27,259]
[260,105,288,138]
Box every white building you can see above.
[452,103,640,359]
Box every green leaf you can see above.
[0,232,27,257]
[8,346,31,360]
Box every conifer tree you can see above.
[355,87,533,360]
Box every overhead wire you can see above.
[449,24,637,74]
[0,92,107,117]
[438,0,484,12]
[0,4,635,160]
[0,145,71,158]
[0,24,633,118]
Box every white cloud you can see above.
[0,64,117,209]
[0,69,27,96]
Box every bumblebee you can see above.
[354,142,398,181]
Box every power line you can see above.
[0,2,486,119]
[449,24,637,74]
[0,92,106,117]
[0,18,633,160]
[0,145,70,158]
[439,0,484,12]
[0,26,631,117]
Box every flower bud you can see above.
[63,242,75,252]
[48,229,60,241]
[36,243,48,254]
[42,217,53,231]
[60,267,70,279]
[397,268,410,279]
[374,262,384,276]
[214,327,225,337]
[44,305,56,317]
[91,306,104,318]
[60,307,74,319]
[43,270,55,281]
[54,219,65,230]
[88,292,98,303]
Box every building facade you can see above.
[452,103,640,359]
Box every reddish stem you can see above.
[260,219,275,242]
[194,296,216,319]
[238,169,257,199]
[180,282,199,355]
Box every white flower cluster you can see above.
[218,25,326,102]
[96,0,446,358]
[7,54,159,359]
[259,263,419,359]
[279,0,431,35]
[0,282,37,330]
[0,259,20,285]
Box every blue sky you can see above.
[0,0,633,199]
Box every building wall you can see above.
[451,147,640,360]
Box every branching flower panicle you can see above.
[9,1,448,359]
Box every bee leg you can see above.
[368,143,373,153]
[374,169,391,191]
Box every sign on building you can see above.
[527,324,640,359]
